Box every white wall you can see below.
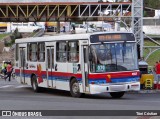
[154,10,160,18]
[143,26,160,35]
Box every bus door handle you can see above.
[55,64,57,71]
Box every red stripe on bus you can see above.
[88,71,140,79]
[15,69,139,79]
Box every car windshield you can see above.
[90,43,138,73]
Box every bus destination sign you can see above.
[99,34,121,41]
[90,33,135,43]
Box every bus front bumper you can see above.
[89,82,140,94]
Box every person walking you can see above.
[5,62,12,81]
[63,26,66,32]
[1,61,7,76]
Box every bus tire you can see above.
[110,91,125,98]
[70,78,82,98]
[31,75,40,92]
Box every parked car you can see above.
[10,22,42,33]
[74,24,96,33]
[46,26,57,32]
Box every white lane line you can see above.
[0,85,14,88]
[15,85,31,88]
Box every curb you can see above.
[127,90,160,94]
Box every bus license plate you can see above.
[110,85,125,91]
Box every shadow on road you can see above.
[32,88,129,100]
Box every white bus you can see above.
[14,32,140,98]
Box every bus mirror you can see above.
[89,53,93,61]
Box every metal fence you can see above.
[0,0,98,3]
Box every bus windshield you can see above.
[90,42,138,73]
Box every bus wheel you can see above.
[70,78,82,98]
[110,91,125,98]
[31,75,40,92]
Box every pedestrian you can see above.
[1,61,7,76]
[71,23,75,34]
[5,62,12,81]
[63,26,66,32]
[155,61,160,89]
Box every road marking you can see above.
[0,85,31,89]
[15,85,31,88]
[0,85,14,88]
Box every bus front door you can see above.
[19,47,26,84]
[46,47,55,88]
[81,46,89,92]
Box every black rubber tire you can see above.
[110,91,125,98]
[70,78,82,98]
[31,75,40,92]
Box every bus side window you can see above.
[38,43,45,62]
[56,42,67,62]
[30,43,37,62]
[15,44,19,61]
[27,44,31,61]
[68,41,79,62]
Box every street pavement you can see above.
[0,78,160,119]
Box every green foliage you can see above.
[0,33,10,41]
[143,11,147,17]
[144,0,160,9]
[146,50,160,67]
[5,28,22,47]
[144,39,160,67]
[4,39,10,47]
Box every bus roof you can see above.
[15,31,133,44]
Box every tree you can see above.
[144,0,160,9]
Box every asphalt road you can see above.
[0,78,160,119]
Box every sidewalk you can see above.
[0,76,16,85]
[128,89,160,94]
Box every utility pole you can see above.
[132,0,143,59]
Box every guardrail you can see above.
[30,29,45,37]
